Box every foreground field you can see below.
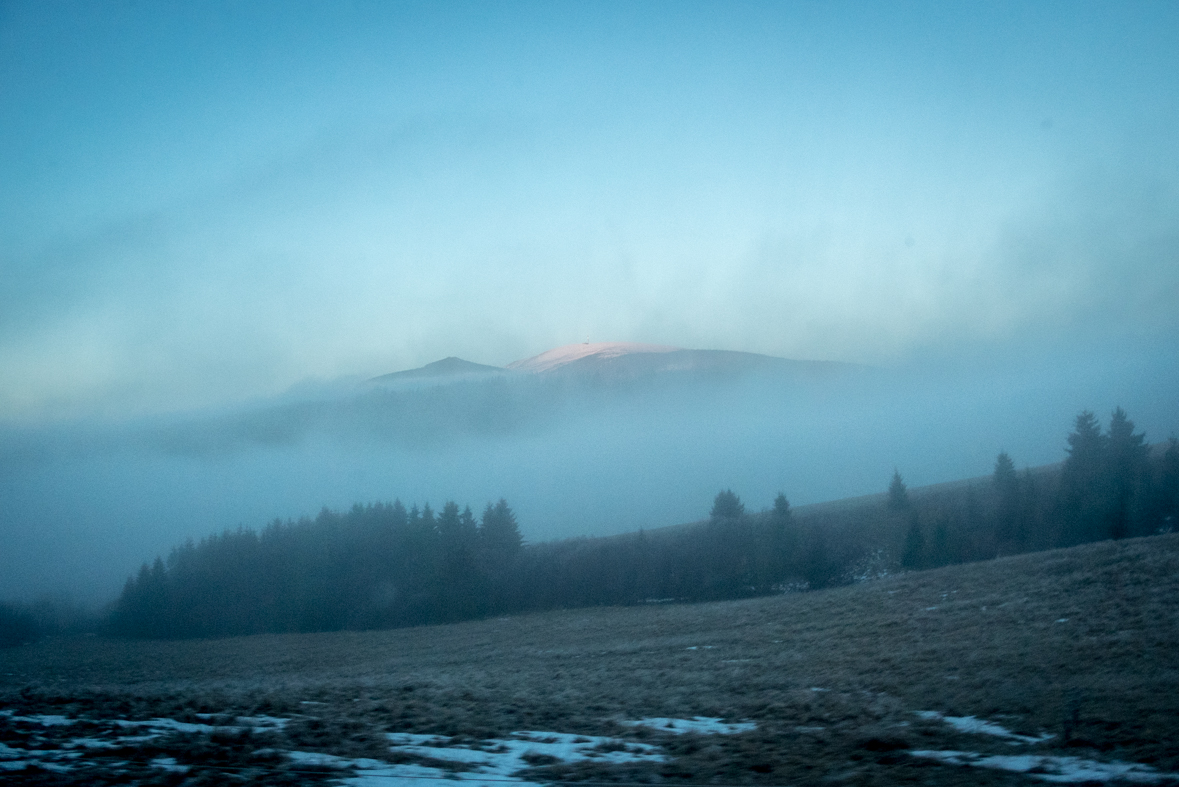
[3,534,1179,785]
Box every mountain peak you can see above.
[507,342,681,373]
[369,356,507,385]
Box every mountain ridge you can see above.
[372,342,863,386]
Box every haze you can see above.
[1,1,1177,602]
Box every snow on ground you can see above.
[114,717,219,734]
[916,710,1055,744]
[149,756,190,773]
[910,750,1178,783]
[0,709,669,784]
[0,711,291,774]
[0,712,76,726]
[621,717,757,735]
[290,730,666,787]
[288,751,461,787]
[389,730,663,768]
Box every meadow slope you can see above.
[2,533,1178,785]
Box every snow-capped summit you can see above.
[507,342,681,374]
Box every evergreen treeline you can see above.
[106,408,1179,640]
[109,500,520,639]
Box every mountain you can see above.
[367,356,512,389]
[372,342,863,388]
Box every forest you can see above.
[4,407,1177,644]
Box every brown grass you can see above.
[3,533,1179,785]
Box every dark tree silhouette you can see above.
[480,499,523,554]
[888,471,910,511]
[993,451,1017,491]
[772,492,791,520]
[1106,407,1148,539]
[1058,411,1108,545]
[710,489,745,520]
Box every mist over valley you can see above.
[2,340,1175,604]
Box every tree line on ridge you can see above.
[2,407,1175,644]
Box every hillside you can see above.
[2,534,1177,784]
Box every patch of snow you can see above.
[66,737,120,750]
[910,750,1176,783]
[0,741,76,773]
[114,717,218,734]
[150,756,190,773]
[507,342,680,373]
[0,741,28,759]
[4,713,77,726]
[288,729,666,787]
[289,751,454,786]
[388,730,664,770]
[238,714,290,731]
[621,717,756,735]
[106,714,289,735]
[916,711,1054,744]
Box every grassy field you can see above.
[3,533,1178,785]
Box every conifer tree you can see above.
[888,471,910,511]
[1106,407,1148,539]
[993,451,1017,492]
[390,499,408,531]
[1058,411,1107,545]
[756,493,794,590]
[437,501,462,542]
[772,492,792,521]
[480,499,523,554]
[459,505,479,540]
[710,489,745,520]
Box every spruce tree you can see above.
[437,501,463,542]
[888,471,910,511]
[710,489,745,520]
[1106,407,1148,539]
[772,492,792,520]
[993,451,1017,492]
[1058,411,1107,545]
[480,499,523,554]
[759,493,793,590]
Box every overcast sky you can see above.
[2,1,1177,423]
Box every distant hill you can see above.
[372,342,864,388]
[367,356,512,388]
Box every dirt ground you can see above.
[2,533,1178,785]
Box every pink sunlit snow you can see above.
[508,342,681,373]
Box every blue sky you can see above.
[2,1,1177,421]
